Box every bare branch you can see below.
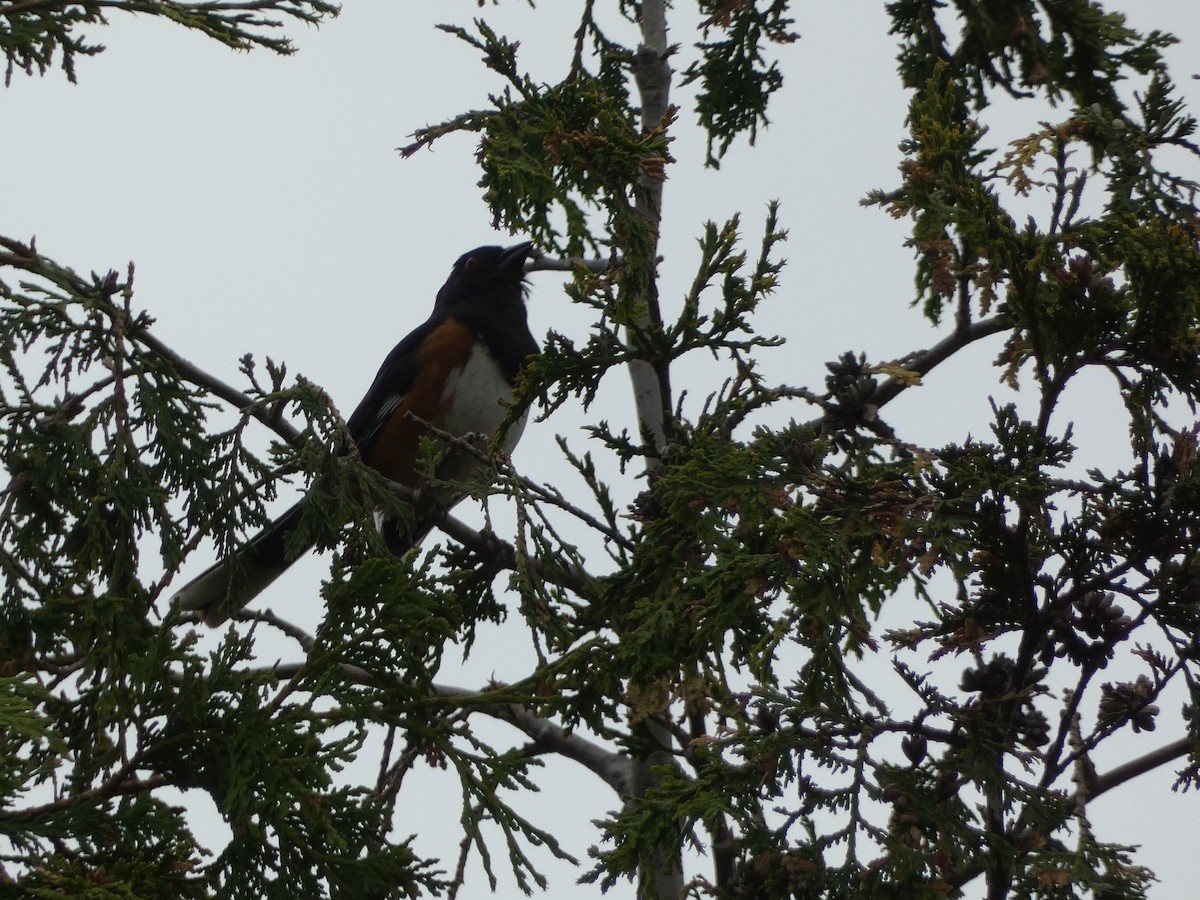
[1089,736,1193,797]
[528,254,616,275]
[506,703,633,795]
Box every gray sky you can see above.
[5,2,1200,896]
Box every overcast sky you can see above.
[5,2,1200,896]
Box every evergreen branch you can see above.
[949,735,1195,892]
[0,758,166,825]
[131,324,303,445]
[402,412,632,556]
[1,0,336,84]
[234,660,633,797]
[568,0,596,78]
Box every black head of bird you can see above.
[435,241,534,311]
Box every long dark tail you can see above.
[172,501,312,626]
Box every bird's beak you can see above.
[499,240,536,275]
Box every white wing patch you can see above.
[371,393,403,439]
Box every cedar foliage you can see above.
[2,2,1200,898]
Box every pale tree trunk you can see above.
[628,2,684,898]
[629,0,672,460]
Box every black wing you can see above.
[344,314,440,454]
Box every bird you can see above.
[173,241,539,626]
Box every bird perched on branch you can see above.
[174,241,538,625]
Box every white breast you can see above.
[440,342,528,452]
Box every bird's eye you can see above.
[463,255,480,271]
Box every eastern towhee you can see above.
[174,241,538,625]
